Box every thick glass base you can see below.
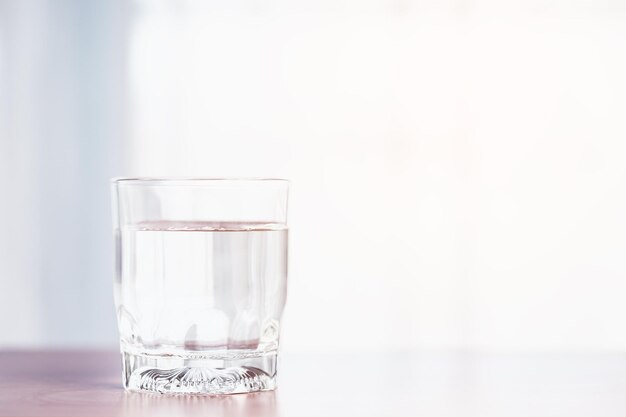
[122,350,277,395]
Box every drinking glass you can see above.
[111,178,289,394]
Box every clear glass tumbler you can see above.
[111,178,289,394]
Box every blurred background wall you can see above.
[0,0,127,347]
[1,0,626,353]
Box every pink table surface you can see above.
[2,350,626,417]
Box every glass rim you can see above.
[111,177,289,185]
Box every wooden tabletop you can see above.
[2,350,626,417]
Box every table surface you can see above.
[2,350,626,417]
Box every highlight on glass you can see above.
[111,178,289,394]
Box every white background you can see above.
[1,0,626,353]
